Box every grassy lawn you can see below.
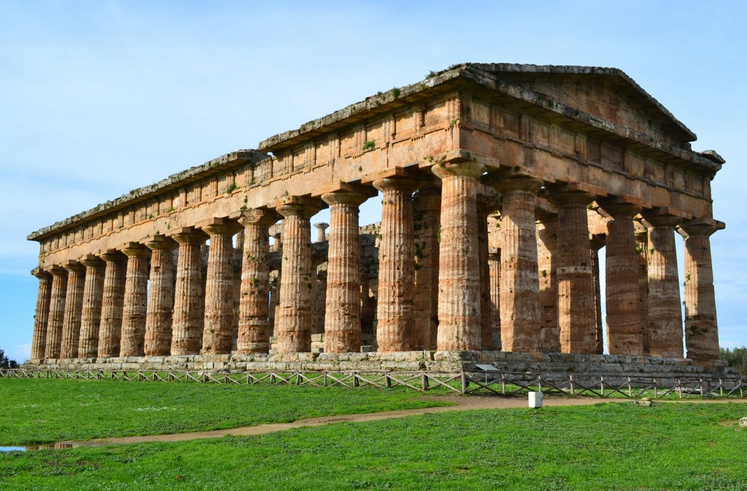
[1,401,746,490]
[0,378,449,445]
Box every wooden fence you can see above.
[1,369,744,399]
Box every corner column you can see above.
[412,184,441,350]
[201,218,243,355]
[78,255,106,358]
[98,250,127,357]
[237,209,277,354]
[44,266,67,359]
[275,200,321,353]
[30,269,52,361]
[60,261,85,359]
[120,243,150,357]
[491,176,543,353]
[144,235,178,356]
[171,228,207,355]
[598,199,643,355]
[373,177,419,352]
[680,219,723,365]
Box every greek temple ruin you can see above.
[25,63,729,374]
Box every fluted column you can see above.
[98,250,127,357]
[44,266,67,359]
[536,213,559,352]
[171,228,207,355]
[236,209,277,354]
[322,191,368,353]
[275,201,321,353]
[590,235,606,354]
[412,185,441,350]
[30,269,52,361]
[374,177,419,352]
[599,200,643,355]
[488,213,502,350]
[552,191,596,354]
[680,220,722,365]
[142,236,178,356]
[120,243,150,357]
[201,218,243,355]
[77,255,106,358]
[492,176,543,353]
[60,261,85,359]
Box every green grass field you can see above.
[0,378,449,445]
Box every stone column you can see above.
[322,190,368,353]
[412,185,441,350]
[77,255,106,358]
[536,213,559,352]
[314,222,329,242]
[60,261,85,359]
[477,195,498,350]
[170,228,207,355]
[201,218,243,355]
[590,235,606,355]
[492,176,543,353]
[98,250,127,358]
[374,177,419,352]
[680,220,722,365]
[488,213,502,350]
[44,266,67,359]
[552,191,596,354]
[598,200,643,355]
[236,209,277,354]
[143,235,178,356]
[120,243,150,357]
[30,269,52,361]
[634,225,650,355]
[275,200,321,353]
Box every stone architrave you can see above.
[373,177,419,352]
[322,190,368,353]
[552,191,597,354]
[598,199,643,355]
[77,255,106,358]
[201,218,243,355]
[98,250,127,358]
[491,176,543,353]
[60,261,86,359]
[412,184,441,350]
[487,213,502,350]
[120,243,150,357]
[170,227,207,356]
[30,269,52,361]
[643,212,684,358]
[237,209,277,354]
[275,200,321,353]
[536,212,559,353]
[44,266,68,359]
[144,235,178,356]
[680,220,722,365]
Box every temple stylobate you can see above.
[26,63,727,374]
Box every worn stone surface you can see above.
[477,192,498,350]
[98,251,127,357]
[412,185,440,350]
[171,228,207,355]
[144,236,178,356]
[60,261,85,359]
[487,213,502,350]
[120,243,150,357]
[30,270,52,360]
[536,213,559,352]
[77,255,106,358]
[634,224,651,355]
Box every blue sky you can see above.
[1,1,745,362]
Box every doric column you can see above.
[77,255,106,358]
[314,222,329,242]
[536,212,559,352]
[30,269,52,361]
[412,184,441,350]
[275,199,321,353]
[634,225,651,355]
[44,266,67,359]
[488,213,502,350]
[170,227,207,355]
[590,235,606,354]
[551,190,597,354]
[236,209,277,354]
[201,218,243,355]
[680,219,723,365]
[322,190,368,353]
[491,176,543,353]
[143,235,178,356]
[120,243,150,357]
[98,250,127,357]
[60,261,85,359]
[598,199,643,355]
[373,176,419,352]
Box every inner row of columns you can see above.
[30,164,721,364]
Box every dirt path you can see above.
[59,396,741,447]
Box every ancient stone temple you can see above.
[26,63,727,373]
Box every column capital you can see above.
[678,218,725,238]
[237,208,280,228]
[31,268,51,280]
[313,222,329,243]
[145,234,178,251]
[491,176,543,195]
[80,254,105,268]
[321,190,369,207]
[100,249,127,263]
[597,196,646,218]
[198,217,242,236]
[170,226,209,244]
[62,260,85,273]
[49,264,68,276]
[642,208,686,228]
[372,176,420,193]
[548,190,596,207]
[275,196,323,219]
[121,242,150,259]
[431,161,485,180]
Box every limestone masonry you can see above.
[26,63,728,373]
